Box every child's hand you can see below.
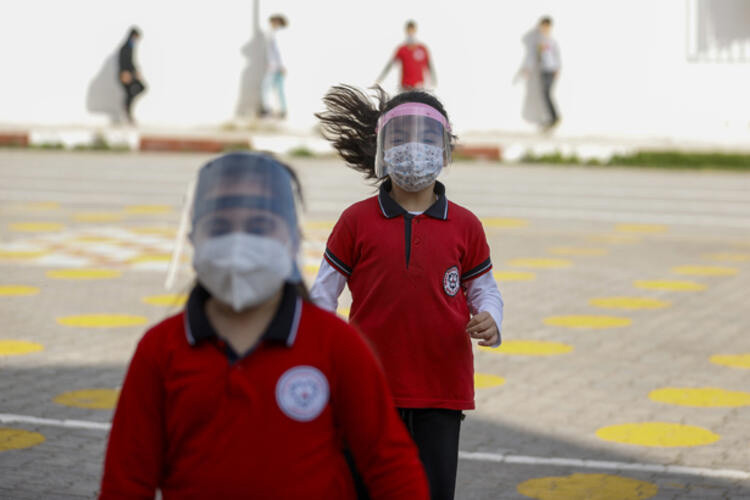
[466,312,500,347]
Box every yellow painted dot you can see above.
[9,222,64,232]
[303,264,320,275]
[57,314,148,328]
[634,280,706,291]
[517,473,658,500]
[481,217,528,229]
[303,221,336,231]
[124,204,173,215]
[142,294,187,307]
[544,315,631,329]
[587,234,640,244]
[129,226,177,237]
[129,254,172,264]
[649,387,750,408]
[508,258,572,269]
[589,297,671,310]
[480,340,573,356]
[474,373,506,389]
[548,247,608,256]
[0,428,46,451]
[337,307,350,318]
[0,285,40,296]
[0,340,44,356]
[26,202,60,211]
[71,236,122,244]
[710,353,750,369]
[493,270,536,282]
[46,269,122,280]
[73,212,125,223]
[0,250,50,260]
[705,252,750,263]
[596,422,719,447]
[672,265,738,277]
[53,389,120,409]
[615,223,667,234]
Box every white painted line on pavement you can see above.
[0,413,111,431]
[459,451,750,480]
[2,413,748,480]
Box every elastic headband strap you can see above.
[376,102,451,133]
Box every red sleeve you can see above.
[100,329,166,499]
[461,213,492,282]
[324,212,356,278]
[330,325,429,499]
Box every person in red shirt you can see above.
[376,20,436,91]
[100,152,428,499]
[313,87,504,500]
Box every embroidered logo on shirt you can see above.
[443,266,460,297]
[276,366,330,422]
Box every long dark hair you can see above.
[315,85,456,180]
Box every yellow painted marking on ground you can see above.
[493,270,536,282]
[46,269,122,280]
[710,353,750,369]
[705,252,750,263]
[508,258,572,269]
[142,294,187,307]
[71,236,122,244]
[589,297,671,310]
[547,247,608,256]
[615,223,667,234]
[53,389,120,410]
[544,315,631,329]
[9,222,64,232]
[649,387,750,408]
[0,285,40,296]
[0,250,50,260]
[517,473,658,500]
[0,340,44,356]
[303,264,320,275]
[474,373,506,389]
[303,221,336,230]
[587,234,641,244]
[124,204,173,215]
[129,227,178,237]
[57,314,148,328]
[128,254,172,263]
[634,280,706,291]
[0,428,46,452]
[671,265,738,277]
[73,212,125,223]
[26,202,60,211]
[481,217,528,229]
[337,307,350,318]
[480,340,573,356]
[596,422,719,447]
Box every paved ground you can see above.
[1,150,749,499]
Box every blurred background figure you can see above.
[376,20,436,92]
[261,14,288,119]
[118,27,146,125]
[235,0,266,122]
[519,17,561,131]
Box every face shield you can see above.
[166,153,302,311]
[374,102,451,191]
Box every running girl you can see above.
[100,152,428,499]
[311,86,504,500]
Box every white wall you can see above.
[1,0,748,141]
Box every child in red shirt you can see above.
[311,87,504,499]
[100,153,428,499]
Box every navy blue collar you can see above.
[377,179,448,220]
[184,283,302,349]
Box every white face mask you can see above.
[384,142,443,192]
[193,232,293,312]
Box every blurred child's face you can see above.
[540,24,552,36]
[406,26,417,38]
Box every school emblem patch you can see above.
[276,366,329,422]
[443,266,460,297]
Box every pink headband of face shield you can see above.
[376,102,451,133]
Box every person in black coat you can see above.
[118,27,146,124]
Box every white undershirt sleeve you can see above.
[464,271,504,347]
[310,258,347,312]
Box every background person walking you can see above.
[261,14,288,119]
[117,27,146,125]
[523,16,561,130]
[376,20,436,92]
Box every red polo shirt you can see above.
[395,43,431,88]
[100,284,428,499]
[324,180,492,410]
